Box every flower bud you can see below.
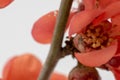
[68,66,101,80]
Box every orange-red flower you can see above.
[2,53,42,80]
[69,0,120,67]
[69,0,120,79]
[2,53,67,80]
[0,0,13,8]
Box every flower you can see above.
[0,0,13,9]
[69,0,120,67]
[2,53,42,80]
[2,53,67,80]
[69,1,120,79]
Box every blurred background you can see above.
[0,0,114,79]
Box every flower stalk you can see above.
[38,0,73,80]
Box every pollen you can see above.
[80,21,113,49]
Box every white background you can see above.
[0,0,115,80]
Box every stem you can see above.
[38,0,73,80]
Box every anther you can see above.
[92,41,101,48]
[101,45,105,49]
[80,20,113,50]
[87,30,91,33]
[95,27,101,32]
[102,36,107,41]
[108,38,113,42]
[89,26,94,30]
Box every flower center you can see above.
[81,21,113,50]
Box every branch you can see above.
[38,0,73,80]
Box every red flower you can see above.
[0,0,13,8]
[69,1,120,79]
[2,53,42,80]
[2,53,67,80]
[69,0,120,67]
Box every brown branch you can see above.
[38,0,73,80]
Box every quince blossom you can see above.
[71,0,120,67]
[70,0,120,80]
[1,53,67,80]
[0,0,13,8]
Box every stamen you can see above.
[89,26,94,30]
[95,27,101,32]
[100,45,105,49]
[102,36,107,41]
[80,21,113,50]
[73,20,112,52]
[108,38,113,42]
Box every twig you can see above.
[38,0,73,80]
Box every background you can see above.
[0,0,115,79]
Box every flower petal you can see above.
[104,1,120,19]
[32,11,75,44]
[112,14,120,26]
[0,0,13,8]
[93,1,120,24]
[115,36,120,54]
[32,11,58,44]
[99,0,118,8]
[69,9,101,36]
[83,0,96,10]
[75,40,118,67]
[109,14,120,37]
[50,72,67,80]
[3,53,42,80]
[2,57,17,80]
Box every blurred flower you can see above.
[2,53,42,80]
[1,53,67,80]
[0,0,13,8]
